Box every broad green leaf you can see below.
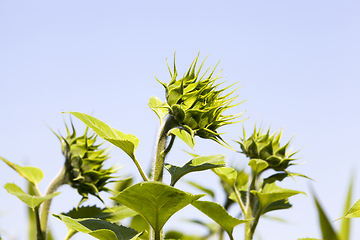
[111,181,204,236]
[65,112,139,161]
[165,230,205,240]
[168,127,195,149]
[185,181,215,199]
[0,156,43,186]
[212,167,237,188]
[148,96,169,124]
[191,200,249,240]
[4,183,60,210]
[313,194,339,240]
[262,199,292,215]
[53,214,143,240]
[263,172,312,186]
[64,205,138,222]
[340,174,354,240]
[341,199,360,219]
[165,155,225,186]
[248,159,268,175]
[251,183,304,210]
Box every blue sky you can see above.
[0,1,359,239]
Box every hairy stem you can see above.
[233,184,246,216]
[40,166,67,238]
[133,156,149,181]
[152,116,178,182]
[35,206,45,240]
[244,171,257,240]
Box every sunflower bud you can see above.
[236,126,298,171]
[55,122,117,206]
[158,54,244,146]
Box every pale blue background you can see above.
[1,1,359,239]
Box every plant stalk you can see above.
[40,166,67,238]
[35,206,45,240]
[244,171,258,240]
[152,116,177,182]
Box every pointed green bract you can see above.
[165,155,225,186]
[111,181,204,236]
[191,200,249,240]
[251,183,304,210]
[263,172,312,186]
[65,112,139,161]
[148,96,169,124]
[313,194,339,240]
[168,127,195,149]
[4,183,60,210]
[212,167,237,187]
[53,214,143,240]
[158,54,245,146]
[1,157,43,186]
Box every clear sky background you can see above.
[0,1,359,240]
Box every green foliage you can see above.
[148,96,169,125]
[165,154,225,186]
[65,112,139,162]
[111,181,204,237]
[4,183,60,210]
[53,214,143,240]
[251,183,305,210]
[192,200,249,240]
[0,156,43,186]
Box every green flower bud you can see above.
[158,54,245,146]
[55,122,118,206]
[236,126,298,172]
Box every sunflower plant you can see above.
[1,54,310,240]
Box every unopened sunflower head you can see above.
[54,122,118,206]
[236,126,299,172]
[158,54,245,146]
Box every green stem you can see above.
[133,156,149,181]
[245,171,257,240]
[152,116,178,182]
[233,184,246,216]
[40,166,67,238]
[35,206,45,240]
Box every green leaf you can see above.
[313,194,339,240]
[262,199,292,215]
[263,172,312,186]
[4,183,60,210]
[165,155,225,186]
[148,96,169,124]
[65,112,139,161]
[341,199,360,219]
[191,200,249,240]
[212,167,237,188]
[251,183,305,210]
[339,174,354,240]
[248,159,268,175]
[185,181,215,199]
[53,214,143,240]
[168,127,195,149]
[111,181,204,236]
[130,215,150,240]
[0,156,43,186]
